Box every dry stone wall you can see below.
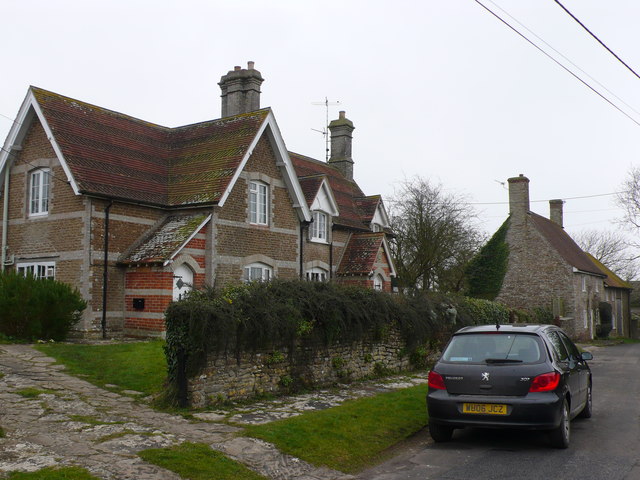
[187,328,429,408]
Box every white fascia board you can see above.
[374,199,391,228]
[1,89,80,195]
[218,110,311,222]
[164,214,212,267]
[572,267,606,278]
[381,235,397,277]
[310,178,339,217]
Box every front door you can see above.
[173,264,193,301]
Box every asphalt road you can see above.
[357,342,640,480]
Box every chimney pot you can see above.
[550,199,564,228]
[339,110,345,119]
[219,62,264,117]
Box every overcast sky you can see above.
[2,0,640,240]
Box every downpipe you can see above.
[101,200,113,339]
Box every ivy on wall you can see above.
[465,219,510,300]
[163,280,512,397]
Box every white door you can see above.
[173,264,193,301]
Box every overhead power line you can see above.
[553,0,640,81]
[474,0,640,128]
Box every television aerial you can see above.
[311,97,341,161]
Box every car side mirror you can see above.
[580,352,593,361]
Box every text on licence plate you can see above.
[462,403,507,415]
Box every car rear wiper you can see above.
[484,358,523,364]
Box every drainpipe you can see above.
[299,219,312,279]
[101,200,113,339]
[1,164,9,272]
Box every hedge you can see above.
[0,270,86,341]
[163,280,513,389]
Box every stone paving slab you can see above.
[0,344,426,479]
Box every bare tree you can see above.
[388,177,483,293]
[617,166,640,231]
[574,229,639,281]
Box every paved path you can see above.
[0,344,428,479]
[0,344,353,480]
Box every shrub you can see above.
[0,271,86,341]
[164,280,509,397]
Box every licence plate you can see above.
[462,403,508,415]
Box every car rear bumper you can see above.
[427,389,564,430]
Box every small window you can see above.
[547,331,569,363]
[243,262,272,282]
[306,267,328,282]
[581,276,587,292]
[17,261,55,280]
[373,274,384,290]
[249,181,268,225]
[311,211,328,241]
[595,280,599,293]
[30,169,50,216]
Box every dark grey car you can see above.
[426,324,593,448]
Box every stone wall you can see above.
[187,328,429,408]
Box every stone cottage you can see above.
[494,174,629,340]
[0,62,396,338]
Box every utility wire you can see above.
[553,0,640,81]
[474,0,640,128]
[487,0,640,117]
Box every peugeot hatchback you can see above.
[426,324,593,448]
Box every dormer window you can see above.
[249,181,268,225]
[311,211,328,242]
[29,168,50,216]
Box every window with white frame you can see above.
[249,181,268,225]
[583,310,588,328]
[311,211,328,242]
[17,261,55,280]
[30,169,50,216]
[306,267,328,282]
[373,274,384,290]
[243,262,272,282]
[581,276,587,292]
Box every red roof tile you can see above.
[31,87,269,207]
[337,232,387,275]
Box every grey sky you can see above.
[2,0,639,240]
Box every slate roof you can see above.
[586,254,633,290]
[529,213,603,276]
[120,214,210,265]
[337,232,387,275]
[290,152,370,231]
[31,87,269,207]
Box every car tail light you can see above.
[428,370,446,390]
[529,372,561,392]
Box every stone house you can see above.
[0,62,396,338]
[495,174,630,340]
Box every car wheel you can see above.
[429,421,453,442]
[578,382,592,419]
[549,399,570,448]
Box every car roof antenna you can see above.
[496,320,501,331]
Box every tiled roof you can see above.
[355,196,381,223]
[585,254,633,290]
[120,214,209,265]
[529,213,603,276]
[31,87,269,207]
[337,232,386,275]
[290,152,369,231]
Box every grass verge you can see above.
[243,383,428,473]
[35,340,166,396]
[5,466,101,479]
[139,442,268,480]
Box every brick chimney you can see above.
[219,61,264,117]
[508,174,530,225]
[328,111,355,181]
[550,199,564,228]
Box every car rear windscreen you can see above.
[442,333,544,364]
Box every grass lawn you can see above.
[243,383,429,473]
[5,466,101,479]
[35,340,166,396]
[139,442,268,480]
